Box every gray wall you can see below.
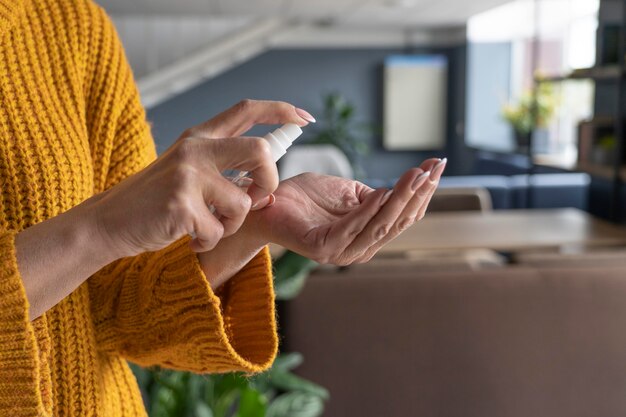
[147,47,472,180]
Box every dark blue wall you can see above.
[147,47,472,180]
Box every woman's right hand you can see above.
[16,100,311,320]
[91,100,311,257]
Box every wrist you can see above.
[197,211,269,290]
[81,195,130,262]
[15,196,123,319]
[239,210,270,248]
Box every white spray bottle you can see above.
[198,124,303,232]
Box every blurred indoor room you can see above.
[4,0,626,416]
[95,0,626,416]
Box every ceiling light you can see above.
[386,0,419,8]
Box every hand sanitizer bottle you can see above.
[205,123,303,218]
[228,123,303,187]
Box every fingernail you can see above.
[266,193,276,208]
[380,189,393,206]
[412,171,430,191]
[252,193,276,211]
[430,158,447,180]
[295,107,316,123]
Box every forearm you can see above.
[197,211,268,290]
[17,197,265,319]
[15,197,119,320]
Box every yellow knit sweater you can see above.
[0,0,279,415]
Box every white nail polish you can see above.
[381,190,393,206]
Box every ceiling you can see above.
[95,0,515,107]
[97,0,513,27]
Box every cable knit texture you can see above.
[0,0,279,415]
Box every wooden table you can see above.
[379,208,626,254]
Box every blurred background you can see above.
[95,0,626,416]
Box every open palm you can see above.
[256,158,446,265]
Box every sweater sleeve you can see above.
[84,3,278,374]
[0,231,52,415]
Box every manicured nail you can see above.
[266,193,276,208]
[380,189,393,206]
[412,171,430,191]
[430,158,447,180]
[252,193,276,210]
[295,108,316,123]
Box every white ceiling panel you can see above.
[343,0,515,27]
[97,0,219,14]
[97,0,515,25]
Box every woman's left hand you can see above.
[253,158,446,265]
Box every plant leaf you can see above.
[271,353,304,373]
[266,392,325,417]
[268,372,329,400]
[273,251,317,300]
[195,401,215,417]
[339,105,354,120]
[236,388,267,417]
[212,374,249,417]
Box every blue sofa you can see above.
[366,173,591,211]
[439,173,590,210]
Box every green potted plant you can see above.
[306,92,373,179]
[501,82,557,151]
[591,134,617,166]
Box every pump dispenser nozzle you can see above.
[263,123,303,162]
[227,123,303,187]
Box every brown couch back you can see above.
[429,187,493,212]
[283,266,626,417]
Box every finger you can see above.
[250,193,275,211]
[266,193,277,208]
[203,175,252,237]
[414,158,447,220]
[419,158,441,174]
[357,159,447,263]
[198,99,312,138]
[343,168,424,258]
[189,204,225,252]
[355,176,433,263]
[324,187,388,256]
[195,136,280,205]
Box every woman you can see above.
[0,0,446,415]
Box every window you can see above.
[466,0,599,166]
